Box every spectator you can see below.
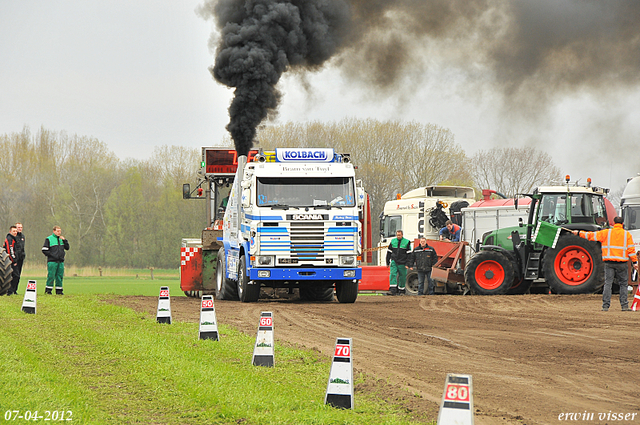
[12,222,25,295]
[385,230,411,295]
[409,237,439,295]
[42,226,70,295]
[3,225,18,296]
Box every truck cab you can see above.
[217,148,364,303]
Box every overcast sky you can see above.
[2,0,639,194]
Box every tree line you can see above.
[0,122,561,268]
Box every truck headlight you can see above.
[343,270,356,278]
[257,256,274,266]
[339,256,355,266]
[258,270,270,278]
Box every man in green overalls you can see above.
[385,230,411,295]
[42,226,70,295]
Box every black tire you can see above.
[215,248,238,300]
[0,248,12,296]
[465,250,515,295]
[542,234,604,294]
[405,271,419,295]
[237,255,260,302]
[507,277,533,295]
[299,283,335,301]
[335,280,358,303]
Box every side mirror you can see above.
[242,188,251,208]
[356,187,365,207]
[182,184,191,199]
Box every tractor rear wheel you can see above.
[0,248,11,296]
[215,248,238,300]
[465,250,515,295]
[543,234,604,294]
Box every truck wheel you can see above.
[0,248,11,296]
[543,234,604,294]
[299,283,334,301]
[335,280,358,303]
[237,255,260,302]
[405,272,419,295]
[465,250,514,295]
[215,248,238,300]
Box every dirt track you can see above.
[110,293,640,425]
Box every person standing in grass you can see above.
[42,226,70,295]
[4,225,18,295]
[12,222,26,295]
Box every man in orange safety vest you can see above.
[573,217,638,311]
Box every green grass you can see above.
[18,268,182,296]
[0,293,426,424]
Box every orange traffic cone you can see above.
[631,285,640,311]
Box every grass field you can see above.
[0,276,424,424]
[18,267,182,296]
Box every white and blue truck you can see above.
[214,148,364,303]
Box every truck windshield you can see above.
[624,206,640,230]
[380,215,402,238]
[256,177,355,208]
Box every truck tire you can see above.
[335,280,358,303]
[465,250,515,295]
[237,255,260,302]
[299,283,334,301]
[0,248,11,296]
[215,248,238,300]
[542,234,604,294]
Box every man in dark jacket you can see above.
[42,226,70,295]
[4,225,19,296]
[409,237,439,295]
[12,222,26,295]
[386,230,411,295]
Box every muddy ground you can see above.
[109,292,640,425]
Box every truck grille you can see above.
[290,221,325,259]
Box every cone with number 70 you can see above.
[325,338,353,409]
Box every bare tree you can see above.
[471,147,561,197]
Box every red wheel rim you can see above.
[553,245,593,286]
[475,260,506,290]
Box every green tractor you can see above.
[465,179,610,295]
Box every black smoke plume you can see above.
[203,0,640,155]
[204,0,350,156]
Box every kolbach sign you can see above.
[276,148,334,163]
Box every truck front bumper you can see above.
[249,267,361,280]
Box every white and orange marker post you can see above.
[437,373,474,425]
[21,280,37,314]
[631,284,640,311]
[325,338,354,409]
[199,295,219,340]
[252,312,274,367]
[156,286,172,324]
